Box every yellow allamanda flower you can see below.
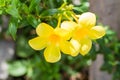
[28,23,76,63]
[61,12,106,56]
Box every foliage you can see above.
[0,0,120,80]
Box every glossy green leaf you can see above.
[27,15,39,28]
[8,18,18,40]
[27,67,33,78]
[6,7,20,19]
[16,36,35,58]
[40,9,61,16]
[21,4,29,14]
[8,61,27,77]
[0,0,5,7]
[63,0,67,3]
[29,0,41,12]
[73,7,84,12]
[6,0,21,18]
[0,10,2,14]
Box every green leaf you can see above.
[21,4,29,14]
[63,0,67,3]
[8,61,27,77]
[16,36,35,58]
[27,67,33,78]
[29,0,41,12]
[40,9,61,16]
[80,2,89,12]
[6,0,21,18]
[0,0,5,7]
[6,6,20,18]
[80,0,88,3]
[73,7,84,12]
[73,2,89,13]
[0,10,2,14]
[27,15,39,28]
[8,17,18,40]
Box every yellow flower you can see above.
[28,23,75,63]
[61,12,105,56]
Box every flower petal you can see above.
[36,23,53,36]
[60,41,75,55]
[88,26,106,39]
[78,12,96,28]
[61,21,78,31]
[70,39,80,56]
[29,37,47,50]
[55,28,71,40]
[79,39,92,56]
[76,15,81,18]
[44,45,61,63]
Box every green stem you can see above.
[59,2,67,10]
[63,12,72,21]
[56,15,62,28]
[71,12,79,23]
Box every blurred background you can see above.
[0,0,120,80]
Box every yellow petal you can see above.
[76,15,81,18]
[29,37,47,50]
[70,39,80,56]
[78,12,96,28]
[60,41,74,55]
[88,26,106,39]
[61,21,78,31]
[55,28,71,40]
[36,23,53,37]
[44,45,61,63]
[79,39,92,56]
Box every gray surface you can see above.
[90,0,120,38]
[89,54,112,80]
[89,0,119,79]
[0,40,14,80]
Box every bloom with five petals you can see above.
[29,23,75,63]
[61,12,105,56]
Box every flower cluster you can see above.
[29,12,105,63]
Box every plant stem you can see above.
[56,15,62,28]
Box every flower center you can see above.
[49,33,61,45]
[73,28,88,40]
